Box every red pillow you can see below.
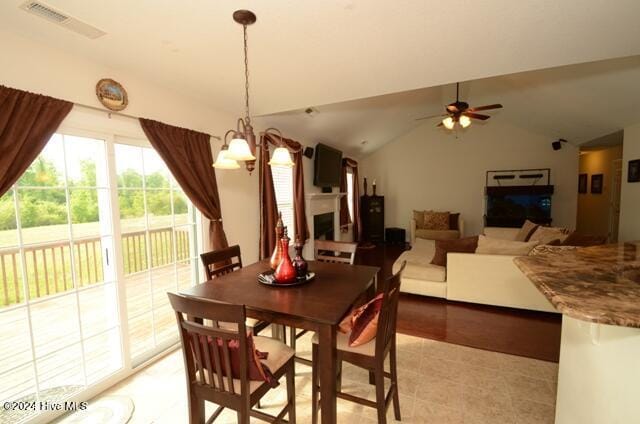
[348,293,384,347]
[191,333,278,387]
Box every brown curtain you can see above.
[259,137,279,259]
[340,158,361,242]
[0,85,73,197]
[262,133,310,244]
[139,118,229,251]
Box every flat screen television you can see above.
[485,185,554,227]
[314,143,343,188]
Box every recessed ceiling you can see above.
[257,55,640,156]
[1,0,640,118]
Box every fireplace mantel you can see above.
[304,192,346,258]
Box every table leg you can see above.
[318,323,337,424]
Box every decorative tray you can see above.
[258,270,315,287]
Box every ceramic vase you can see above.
[292,237,308,280]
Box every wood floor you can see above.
[355,242,562,362]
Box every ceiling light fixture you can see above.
[214,10,294,172]
[442,116,455,130]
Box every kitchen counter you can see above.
[514,243,640,328]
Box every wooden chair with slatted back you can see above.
[314,240,357,265]
[168,293,296,424]
[200,245,269,335]
[310,261,406,424]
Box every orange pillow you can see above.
[348,293,384,347]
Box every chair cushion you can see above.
[218,318,263,331]
[196,336,293,393]
[312,331,375,357]
[415,229,460,241]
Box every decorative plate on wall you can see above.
[95,78,128,111]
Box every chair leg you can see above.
[188,393,204,424]
[336,357,343,392]
[390,344,401,421]
[311,344,319,424]
[369,370,375,385]
[286,360,297,424]
[236,409,249,424]
[375,366,387,424]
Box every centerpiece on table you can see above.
[259,225,314,287]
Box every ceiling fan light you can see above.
[460,115,471,128]
[268,146,295,168]
[442,117,455,130]
[227,136,256,161]
[213,147,240,169]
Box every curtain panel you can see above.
[259,138,279,259]
[340,157,361,242]
[260,133,310,250]
[139,118,229,251]
[0,85,73,197]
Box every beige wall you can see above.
[619,123,640,241]
[0,29,260,262]
[576,145,623,237]
[359,121,579,237]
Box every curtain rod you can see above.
[74,103,222,140]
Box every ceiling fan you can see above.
[416,82,503,130]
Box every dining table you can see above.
[179,259,379,424]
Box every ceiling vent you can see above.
[20,1,106,39]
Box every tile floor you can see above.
[92,331,558,423]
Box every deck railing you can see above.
[0,226,191,306]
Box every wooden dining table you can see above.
[179,259,379,424]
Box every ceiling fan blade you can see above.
[415,113,447,121]
[463,112,490,120]
[467,104,503,112]
[437,122,444,127]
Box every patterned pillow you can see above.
[413,210,427,229]
[529,245,580,256]
[423,211,450,230]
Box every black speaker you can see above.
[303,147,314,159]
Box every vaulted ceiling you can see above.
[2,1,640,155]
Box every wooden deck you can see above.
[0,262,193,407]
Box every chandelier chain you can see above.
[243,24,251,125]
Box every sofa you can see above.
[410,214,465,243]
[392,227,557,313]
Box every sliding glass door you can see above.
[0,130,200,423]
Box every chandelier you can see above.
[213,10,294,172]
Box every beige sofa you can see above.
[410,215,465,243]
[393,227,557,313]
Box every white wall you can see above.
[0,29,260,262]
[359,121,579,237]
[619,123,640,241]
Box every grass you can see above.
[0,215,193,307]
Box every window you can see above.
[271,166,295,240]
[346,170,355,222]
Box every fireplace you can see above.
[314,212,334,240]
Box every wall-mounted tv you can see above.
[313,143,343,188]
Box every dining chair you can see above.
[200,245,269,335]
[168,293,296,424]
[288,240,359,359]
[310,261,406,424]
[314,240,357,265]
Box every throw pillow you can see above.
[515,220,539,242]
[349,293,384,347]
[192,332,278,387]
[413,210,427,229]
[561,232,608,247]
[449,213,460,230]
[423,211,450,230]
[529,226,571,245]
[430,236,479,267]
[475,235,540,256]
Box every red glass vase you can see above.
[274,231,296,284]
[269,212,285,270]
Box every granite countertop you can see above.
[514,243,640,328]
